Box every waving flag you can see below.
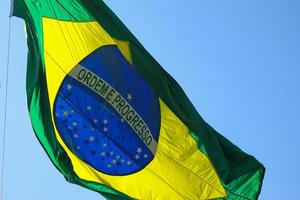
[12,0,264,199]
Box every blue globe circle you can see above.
[53,45,160,175]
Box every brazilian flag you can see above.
[12,0,264,199]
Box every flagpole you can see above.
[0,15,12,200]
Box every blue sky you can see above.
[0,0,299,199]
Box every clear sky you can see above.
[0,0,299,199]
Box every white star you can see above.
[71,110,74,114]
[103,119,108,124]
[137,148,142,154]
[93,119,98,123]
[121,159,125,163]
[127,161,132,165]
[101,152,106,156]
[112,160,117,164]
[116,155,121,159]
[73,134,79,138]
[102,143,107,147]
[107,164,112,168]
[76,146,81,150]
[91,127,95,131]
[144,154,148,158]
[127,94,132,101]
[109,151,114,156]
[55,112,59,117]
[87,105,92,111]
[72,121,77,126]
[121,118,124,122]
[66,84,72,90]
[134,154,140,160]
[63,111,68,116]
[88,136,95,142]
[68,126,72,130]
[103,127,108,132]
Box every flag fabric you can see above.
[12,0,265,199]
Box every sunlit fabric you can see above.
[12,0,264,199]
